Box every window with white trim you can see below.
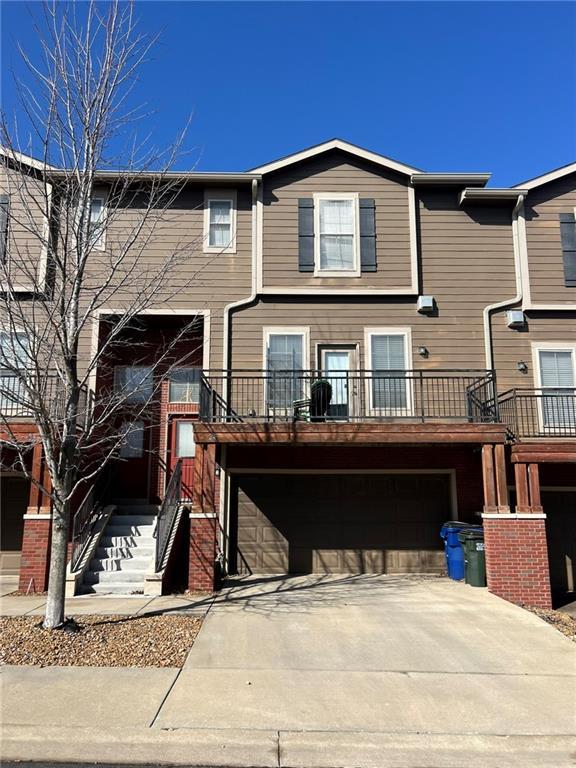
[536,347,576,430]
[314,194,360,275]
[367,331,411,412]
[114,366,153,404]
[89,197,106,250]
[0,330,30,414]
[265,330,306,409]
[204,192,237,253]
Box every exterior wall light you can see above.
[418,346,429,358]
[517,361,528,374]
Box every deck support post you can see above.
[189,441,218,593]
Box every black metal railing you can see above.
[155,458,182,572]
[498,388,576,439]
[199,369,498,424]
[71,466,111,571]
[0,371,89,425]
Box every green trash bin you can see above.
[457,528,486,587]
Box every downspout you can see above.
[482,194,525,370]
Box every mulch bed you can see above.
[0,614,202,667]
[527,607,576,642]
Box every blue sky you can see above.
[1,1,575,185]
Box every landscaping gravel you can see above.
[0,614,202,667]
[528,607,576,642]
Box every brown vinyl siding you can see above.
[524,174,576,304]
[0,165,49,290]
[492,311,576,391]
[77,183,254,373]
[232,187,518,376]
[262,150,413,289]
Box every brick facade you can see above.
[483,516,552,609]
[189,515,217,592]
[18,516,51,592]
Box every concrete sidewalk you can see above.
[1,575,575,767]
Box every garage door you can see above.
[543,490,576,598]
[235,473,452,575]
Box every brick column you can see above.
[188,442,218,592]
[19,441,52,593]
[483,516,552,608]
[483,457,552,609]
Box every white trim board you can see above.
[514,161,576,191]
[248,139,421,177]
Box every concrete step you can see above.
[105,525,155,538]
[77,583,145,596]
[89,556,151,572]
[109,515,155,527]
[84,570,144,585]
[96,544,155,559]
[99,535,152,548]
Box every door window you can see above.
[175,421,196,458]
[119,420,145,458]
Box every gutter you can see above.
[482,194,525,369]
[411,173,491,188]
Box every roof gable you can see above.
[248,138,422,177]
[514,161,576,190]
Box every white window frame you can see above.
[313,192,361,278]
[263,326,310,415]
[203,190,237,254]
[532,342,576,434]
[89,196,107,251]
[364,327,413,416]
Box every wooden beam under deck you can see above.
[194,421,508,446]
[511,442,576,464]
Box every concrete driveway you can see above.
[157,574,576,738]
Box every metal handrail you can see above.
[497,387,576,439]
[70,466,111,571]
[199,369,498,424]
[154,459,183,572]
[0,370,89,426]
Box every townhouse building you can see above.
[1,140,574,609]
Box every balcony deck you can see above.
[498,388,576,441]
[196,369,505,445]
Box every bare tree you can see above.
[0,1,207,628]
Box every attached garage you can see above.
[543,490,576,602]
[232,472,453,575]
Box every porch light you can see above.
[418,346,429,358]
[517,360,528,374]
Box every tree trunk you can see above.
[43,503,70,629]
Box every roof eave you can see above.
[411,173,491,188]
[460,188,528,204]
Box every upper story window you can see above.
[204,191,237,253]
[169,367,201,403]
[114,366,153,404]
[0,195,9,263]
[89,197,106,250]
[314,194,360,276]
[535,345,576,431]
[559,212,576,287]
[0,329,29,372]
[298,195,375,275]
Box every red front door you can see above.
[169,418,196,501]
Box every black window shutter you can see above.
[0,195,9,263]
[559,212,576,287]
[359,198,376,272]
[298,198,314,272]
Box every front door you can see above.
[169,418,196,501]
[320,346,356,420]
[114,419,152,500]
